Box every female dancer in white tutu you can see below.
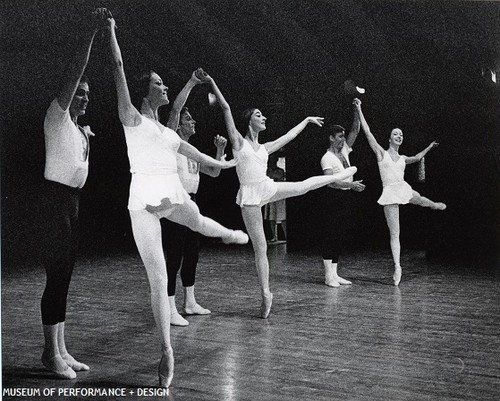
[106,13,247,388]
[203,72,357,318]
[355,101,446,285]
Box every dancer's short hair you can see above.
[238,107,258,134]
[130,70,155,109]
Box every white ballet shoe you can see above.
[158,347,174,388]
[393,265,402,286]
[325,278,340,287]
[335,276,352,285]
[41,354,77,380]
[222,230,249,245]
[170,312,189,326]
[61,353,90,371]
[183,303,211,315]
[260,292,273,319]
[433,202,447,210]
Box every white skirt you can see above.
[128,173,189,211]
[377,181,414,205]
[236,177,278,207]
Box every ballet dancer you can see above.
[40,8,108,380]
[163,71,228,326]
[203,71,357,318]
[320,98,365,287]
[105,13,247,388]
[355,101,446,285]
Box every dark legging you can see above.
[161,193,200,296]
[321,187,358,262]
[40,180,80,325]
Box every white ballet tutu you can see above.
[377,181,414,205]
[236,177,278,207]
[128,173,189,211]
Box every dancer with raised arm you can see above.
[40,8,107,380]
[320,98,365,287]
[204,71,357,318]
[355,101,446,286]
[105,13,247,388]
[163,71,229,326]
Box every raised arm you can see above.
[105,11,141,127]
[203,73,244,151]
[264,116,324,155]
[404,141,439,165]
[166,69,203,130]
[345,98,361,148]
[200,135,227,177]
[56,9,105,110]
[355,101,385,162]
[178,139,235,171]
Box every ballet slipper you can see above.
[393,265,402,286]
[183,303,211,315]
[41,354,77,379]
[325,278,340,287]
[170,312,189,326]
[432,202,447,210]
[260,292,273,319]
[61,353,90,371]
[335,276,352,285]
[222,230,249,245]
[158,347,174,388]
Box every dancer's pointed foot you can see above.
[393,265,402,286]
[183,303,211,315]
[170,312,189,326]
[61,353,90,371]
[332,166,357,182]
[222,230,249,245]
[335,276,352,285]
[158,347,174,388]
[41,354,77,379]
[260,292,273,319]
[433,202,447,210]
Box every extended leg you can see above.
[409,190,446,210]
[383,205,402,286]
[241,206,273,319]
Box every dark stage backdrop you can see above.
[1,0,499,268]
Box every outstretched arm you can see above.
[178,139,235,170]
[346,98,361,148]
[264,116,324,155]
[56,9,105,110]
[106,11,141,127]
[203,73,244,151]
[166,69,203,130]
[355,101,385,162]
[200,135,227,177]
[405,141,439,164]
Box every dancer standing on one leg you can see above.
[163,71,228,325]
[105,13,247,388]
[40,8,108,380]
[321,98,366,287]
[204,71,357,318]
[355,101,446,286]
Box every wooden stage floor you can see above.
[2,244,499,400]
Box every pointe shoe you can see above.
[222,230,249,245]
[260,292,273,319]
[335,276,352,285]
[170,312,189,326]
[61,353,90,371]
[183,303,211,315]
[41,354,77,379]
[393,266,402,286]
[433,202,447,210]
[158,348,174,388]
[325,277,340,287]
